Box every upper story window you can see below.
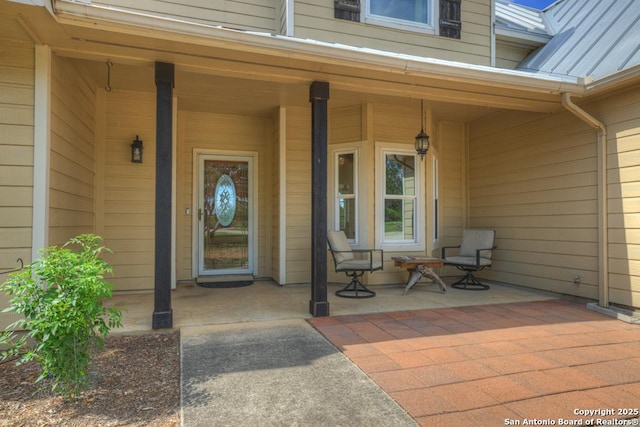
[366,0,435,32]
[335,0,462,39]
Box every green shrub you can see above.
[0,234,122,397]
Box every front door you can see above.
[197,153,254,276]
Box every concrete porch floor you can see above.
[108,279,563,332]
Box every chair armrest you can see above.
[475,246,497,266]
[441,245,460,259]
[352,248,384,271]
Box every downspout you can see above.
[561,93,609,308]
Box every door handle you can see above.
[198,208,203,221]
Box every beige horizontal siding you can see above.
[468,108,600,300]
[330,105,362,144]
[49,57,96,246]
[0,32,34,329]
[101,90,157,291]
[294,0,491,66]
[284,107,312,283]
[589,87,640,308]
[93,0,276,32]
[495,40,534,70]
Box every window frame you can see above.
[330,146,361,245]
[364,0,436,34]
[431,148,440,249]
[375,142,425,252]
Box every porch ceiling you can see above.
[72,58,499,122]
[4,1,569,119]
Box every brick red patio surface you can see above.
[307,300,640,427]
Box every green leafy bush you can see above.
[0,234,122,397]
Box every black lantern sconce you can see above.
[414,99,430,160]
[131,135,143,163]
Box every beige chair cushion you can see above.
[459,230,495,260]
[327,230,354,264]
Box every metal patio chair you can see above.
[327,230,383,298]
[441,229,496,290]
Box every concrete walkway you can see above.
[180,319,416,426]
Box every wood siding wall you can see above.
[0,29,35,327]
[595,87,640,308]
[438,121,467,249]
[284,107,312,283]
[495,40,533,70]
[177,110,273,282]
[101,90,156,291]
[294,0,492,66]
[92,0,277,32]
[468,109,600,300]
[49,57,96,246]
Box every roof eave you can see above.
[51,0,584,96]
[584,64,640,97]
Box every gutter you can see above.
[561,93,608,308]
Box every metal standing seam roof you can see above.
[516,0,640,80]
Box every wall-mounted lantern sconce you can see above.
[414,99,430,160]
[131,135,143,163]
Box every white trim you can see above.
[192,149,259,277]
[490,0,496,67]
[32,45,51,260]
[286,0,294,37]
[171,96,177,289]
[278,107,287,284]
[375,142,425,252]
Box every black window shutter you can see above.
[335,0,360,22]
[440,0,462,39]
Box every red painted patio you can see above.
[308,300,640,426]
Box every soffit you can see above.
[48,21,565,114]
[4,1,571,119]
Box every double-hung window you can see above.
[365,0,434,32]
[376,144,424,250]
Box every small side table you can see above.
[392,256,447,295]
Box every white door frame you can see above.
[192,149,258,277]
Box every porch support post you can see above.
[309,81,330,317]
[152,62,175,329]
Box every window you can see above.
[334,150,358,243]
[365,0,434,32]
[376,144,424,250]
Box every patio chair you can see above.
[441,229,496,290]
[327,230,383,298]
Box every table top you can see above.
[392,256,444,268]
